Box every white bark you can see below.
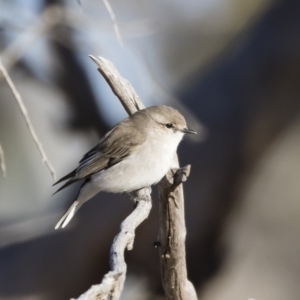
[75,189,152,300]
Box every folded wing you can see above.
[53,117,145,194]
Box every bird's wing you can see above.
[53,118,146,193]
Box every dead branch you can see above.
[74,189,152,300]
[0,57,56,181]
[89,56,145,114]
[158,162,198,299]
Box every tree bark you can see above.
[158,162,198,300]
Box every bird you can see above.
[53,105,196,229]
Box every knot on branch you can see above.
[122,231,135,251]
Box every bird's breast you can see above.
[91,134,181,193]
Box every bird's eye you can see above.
[165,123,173,129]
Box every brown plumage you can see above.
[53,113,147,194]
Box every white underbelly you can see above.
[90,135,180,193]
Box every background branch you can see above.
[0,143,6,177]
[0,57,56,181]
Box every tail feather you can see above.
[55,201,80,229]
[52,179,77,196]
[53,170,76,186]
[52,169,78,195]
[54,181,99,229]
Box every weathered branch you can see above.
[0,57,56,181]
[75,189,152,300]
[89,56,145,114]
[158,161,198,299]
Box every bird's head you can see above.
[144,105,197,138]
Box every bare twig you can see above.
[102,0,124,47]
[89,55,144,114]
[158,162,198,299]
[0,143,6,177]
[75,190,152,300]
[109,189,152,299]
[0,57,56,181]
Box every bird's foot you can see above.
[128,187,152,208]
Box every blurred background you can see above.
[0,0,300,299]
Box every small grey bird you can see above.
[53,105,196,229]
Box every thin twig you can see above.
[0,57,56,181]
[89,55,144,114]
[0,143,7,177]
[102,0,124,47]
[75,189,152,300]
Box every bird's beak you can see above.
[181,127,197,134]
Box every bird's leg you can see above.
[128,187,152,209]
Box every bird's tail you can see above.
[55,201,81,229]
